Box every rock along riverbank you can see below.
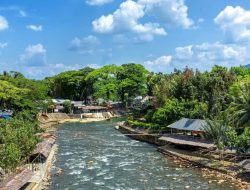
[117,123,250,190]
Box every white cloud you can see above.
[86,63,101,69]
[198,18,204,23]
[175,45,193,60]
[144,55,172,72]
[0,42,8,49]
[92,0,167,37]
[215,6,250,42]
[134,34,154,43]
[139,0,193,29]
[143,41,250,73]
[0,7,27,18]
[92,0,193,41]
[0,15,8,31]
[174,42,249,71]
[14,63,81,79]
[26,25,43,32]
[20,44,47,66]
[69,35,100,54]
[86,0,113,6]
[19,10,27,17]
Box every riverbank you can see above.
[38,112,118,129]
[117,123,250,189]
[33,113,117,190]
[50,119,237,190]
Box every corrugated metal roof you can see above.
[167,118,207,132]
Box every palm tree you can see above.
[229,83,250,128]
[204,117,229,149]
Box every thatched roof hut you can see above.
[29,137,56,163]
[0,168,32,190]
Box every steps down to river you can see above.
[82,111,116,119]
[38,113,70,129]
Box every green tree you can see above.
[117,63,149,102]
[46,67,94,101]
[63,101,72,114]
[228,82,250,128]
[85,65,119,101]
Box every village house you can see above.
[131,96,154,109]
[52,99,69,113]
[72,101,86,114]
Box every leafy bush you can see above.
[235,127,250,153]
[63,100,72,114]
[127,120,161,130]
[149,98,208,126]
[0,118,39,171]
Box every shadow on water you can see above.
[50,119,235,190]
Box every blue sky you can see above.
[0,0,250,79]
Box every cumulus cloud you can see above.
[92,0,193,41]
[86,0,113,6]
[215,6,250,42]
[92,0,167,37]
[173,42,249,70]
[5,62,81,79]
[0,42,8,49]
[26,25,43,31]
[144,55,172,72]
[22,63,82,79]
[69,35,100,54]
[139,0,193,29]
[144,41,250,73]
[20,44,47,66]
[86,63,101,69]
[0,16,8,31]
[142,6,250,73]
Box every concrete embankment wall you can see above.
[81,111,116,119]
[38,113,70,129]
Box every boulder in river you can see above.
[56,168,63,176]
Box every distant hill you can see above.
[244,64,250,68]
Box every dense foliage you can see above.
[47,63,149,105]
[0,71,49,112]
[138,66,250,152]
[0,63,250,173]
[0,117,39,171]
[45,67,94,102]
[0,72,46,171]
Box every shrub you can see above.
[127,119,161,130]
[0,118,39,171]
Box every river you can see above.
[50,119,235,190]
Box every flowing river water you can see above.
[50,119,235,190]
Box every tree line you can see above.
[0,63,249,172]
